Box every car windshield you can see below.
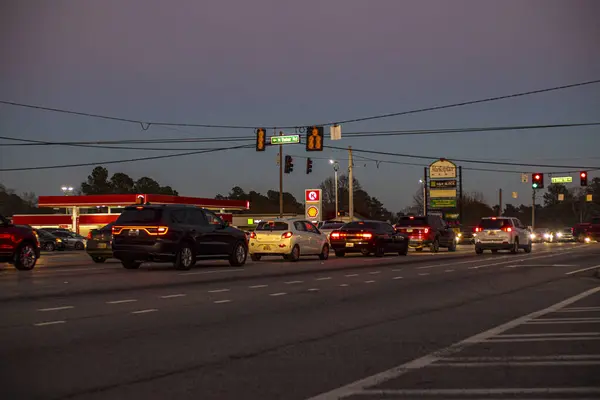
[117,208,163,224]
[256,221,289,231]
[480,219,511,229]
[396,217,427,227]
[343,221,380,230]
[320,223,345,230]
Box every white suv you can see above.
[474,217,532,254]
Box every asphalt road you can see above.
[0,243,598,399]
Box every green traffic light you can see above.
[532,183,538,188]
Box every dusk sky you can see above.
[1,0,599,211]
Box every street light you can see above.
[61,186,74,195]
[330,160,340,218]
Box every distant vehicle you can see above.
[0,214,40,270]
[474,217,532,254]
[530,228,552,243]
[457,225,476,245]
[573,217,600,242]
[554,227,575,242]
[329,220,408,257]
[394,215,456,252]
[319,221,346,241]
[86,223,114,263]
[50,230,87,250]
[111,204,248,270]
[248,219,329,261]
[34,228,66,251]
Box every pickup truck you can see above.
[573,217,600,242]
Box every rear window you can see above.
[480,219,512,229]
[396,217,427,227]
[321,223,344,230]
[344,221,380,230]
[117,208,163,224]
[256,221,289,231]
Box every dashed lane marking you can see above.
[392,276,403,280]
[445,269,454,272]
[316,277,332,281]
[339,284,349,287]
[285,280,304,284]
[418,272,430,276]
[37,306,74,312]
[369,271,381,275]
[566,265,600,275]
[131,309,158,314]
[208,289,230,293]
[160,294,186,299]
[106,299,137,304]
[34,320,66,327]
[214,300,232,304]
[345,274,359,277]
[249,284,268,289]
[178,268,244,276]
[365,280,375,284]
[270,292,287,297]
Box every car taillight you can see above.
[361,232,373,239]
[250,232,257,239]
[112,226,120,235]
[282,231,293,239]
[145,226,169,236]
[502,226,512,232]
[423,227,430,234]
[330,231,340,239]
[474,226,482,232]
[87,232,92,240]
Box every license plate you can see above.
[128,229,139,236]
[345,243,354,247]
[98,243,107,249]
[488,231,495,235]
[406,229,413,233]
[263,245,271,251]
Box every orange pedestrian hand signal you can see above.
[256,128,266,151]
[306,126,323,151]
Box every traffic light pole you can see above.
[531,188,536,230]
[348,146,354,221]
[278,131,283,218]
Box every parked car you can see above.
[111,204,248,270]
[329,220,408,257]
[86,223,114,263]
[50,230,87,250]
[474,216,532,254]
[248,219,329,261]
[0,214,40,270]
[34,228,66,251]
[394,215,456,252]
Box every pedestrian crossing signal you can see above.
[306,126,323,151]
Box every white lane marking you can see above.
[487,337,600,343]
[526,319,600,324]
[392,276,403,280]
[107,299,137,304]
[566,265,600,275]
[345,274,358,277]
[442,354,600,361]
[339,284,349,287]
[445,269,454,272]
[497,332,600,338]
[160,294,186,299]
[467,253,557,269]
[391,269,403,272]
[34,320,66,327]
[316,277,332,281]
[270,292,287,297]
[249,284,268,289]
[208,289,230,293]
[306,286,600,400]
[37,306,74,312]
[364,280,375,284]
[369,271,381,275]
[559,306,600,312]
[433,360,600,367]
[285,280,304,285]
[37,266,112,273]
[179,268,244,276]
[417,265,438,269]
[214,300,231,304]
[131,309,158,314]
[307,288,320,292]
[418,272,430,276]
[355,388,600,396]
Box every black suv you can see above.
[111,205,248,270]
[394,215,457,252]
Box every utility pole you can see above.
[498,188,503,217]
[334,165,339,218]
[422,167,428,216]
[278,130,283,218]
[458,166,463,222]
[348,146,354,220]
[531,188,536,229]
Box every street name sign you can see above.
[270,135,300,145]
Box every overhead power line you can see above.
[0,144,253,172]
[324,145,600,171]
[1,78,599,129]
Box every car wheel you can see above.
[475,247,483,255]
[122,260,141,269]
[415,247,423,252]
[14,243,37,271]
[74,241,85,250]
[399,245,408,256]
[319,244,329,260]
[288,245,300,262]
[524,243,532,253]
[92,256,106,263]
[250,254,261,262]
[510,239,519,254]
[229,242,247,267]
[360,249,370,256]
[175,243,195,270]
[45,242,55,252]
[431,239,440,253]
[374,245,385,257]
[448,240,456,252]
[334,250,345,257]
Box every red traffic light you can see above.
[580,172,587,178]
[534,174,540,180]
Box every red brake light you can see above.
[87,232,92,240]
[475,226,482,232]
[423,227,430,234]
[145,226,169,236]
[282,231,293,239]
[330,231,340,239]
[502,226,512,232]
[361,232,373,239]
[250,232,257,239]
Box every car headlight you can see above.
[585,237,591,243]
[544,233,551,238]
[530,233,535,239]
[56,238,62,243]
[556,232,563,237]
[457,233,462,237]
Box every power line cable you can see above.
[0,144,253,172]
[2,79,598,129]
